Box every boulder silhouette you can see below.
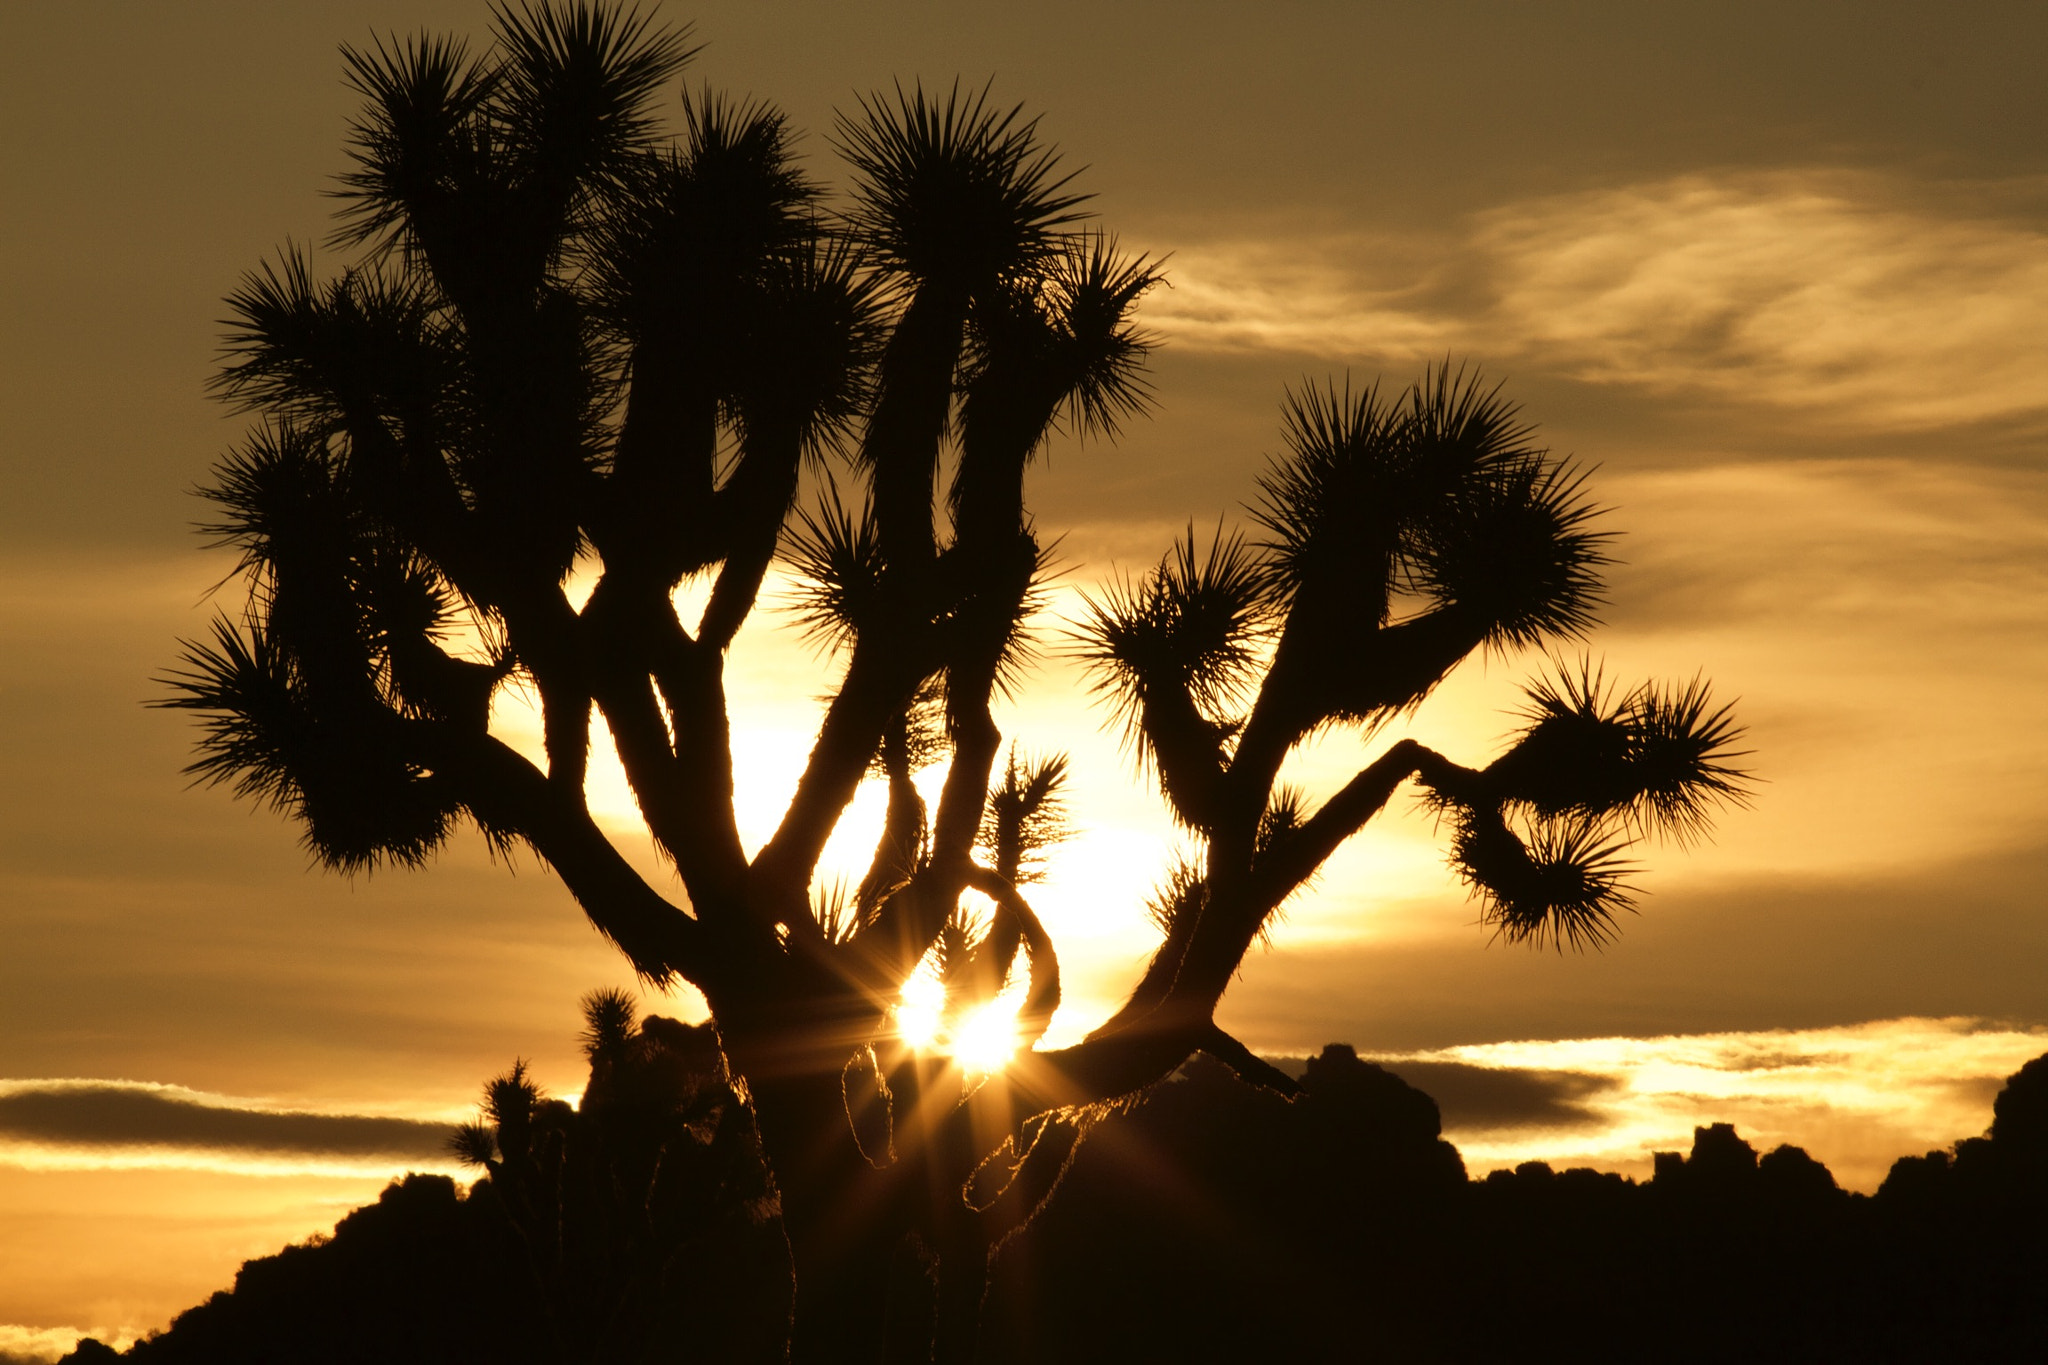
[1990,1053,2048,1158]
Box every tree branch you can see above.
[862,285,964,569]
[413,720,705,983]
[698,421,805,651]
[960,865,1059,1048]
[1246,739,1445,905]
[754,631,929,898]
[1230,600,1485,816]
[1197,1023,1303,1099]
[595,338,719,584]
[1137,684,1228,830]
[1165,741,1479,1015]
[578,579,756,910]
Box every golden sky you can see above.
[3,1,2046,1351]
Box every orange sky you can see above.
[3,1,2047,1352]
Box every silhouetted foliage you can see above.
[159,4,1747,1357]
[448,991,789,1362]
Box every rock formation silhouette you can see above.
[64,1041,2048,1362]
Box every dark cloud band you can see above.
[1377,1061,1617,1132]
[1265,1056,1617,1132]
[0,1084,450,1160]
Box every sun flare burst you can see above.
[892,973,946,1052]
[890,975,1023,1074]
[949,1000,1023,1075]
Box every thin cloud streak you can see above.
[0,1144,460,1180]
[1146,171,2048,432]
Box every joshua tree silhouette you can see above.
[161,4,1747,1359]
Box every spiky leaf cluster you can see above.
[163,619,462,871]
[1075,529,1277,747]
[336,4,695,290]
[961,234,1162,450]
[836,82,1088,291]
[1254,369,1610,696]
[808,879,862,946]
[483,1059,543,1158]
[932,906,991,994]
[580,985,639,1065]
[449,1120,500,1167]
[163,422,499,870]
[1489,661,1751,845]
[1420,661,1750,951]
[782,484,889,652]
[586,94,882,454]
[978,748,1071,885]
[1448,808,1638,951]
[1255,786,1308,859]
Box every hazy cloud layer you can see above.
[0,1323,90,1365]
[0,1081,450,1163]
[1219,841,2048,1059]
[1478,175,2048,429]
[1415,1018,2048,1192]
[1257,1018,2048,1192]
[1146,172,2048,433]
[1595,457,2048,634]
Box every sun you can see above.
[892,973,946,1051]
[949,1000,1022,1075]
[890,975,1023,1074]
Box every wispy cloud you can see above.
[1137,232,1460,359]
[0,1079,456,1176]
[1480,174,2048,428]
[1145,171,2048,431]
